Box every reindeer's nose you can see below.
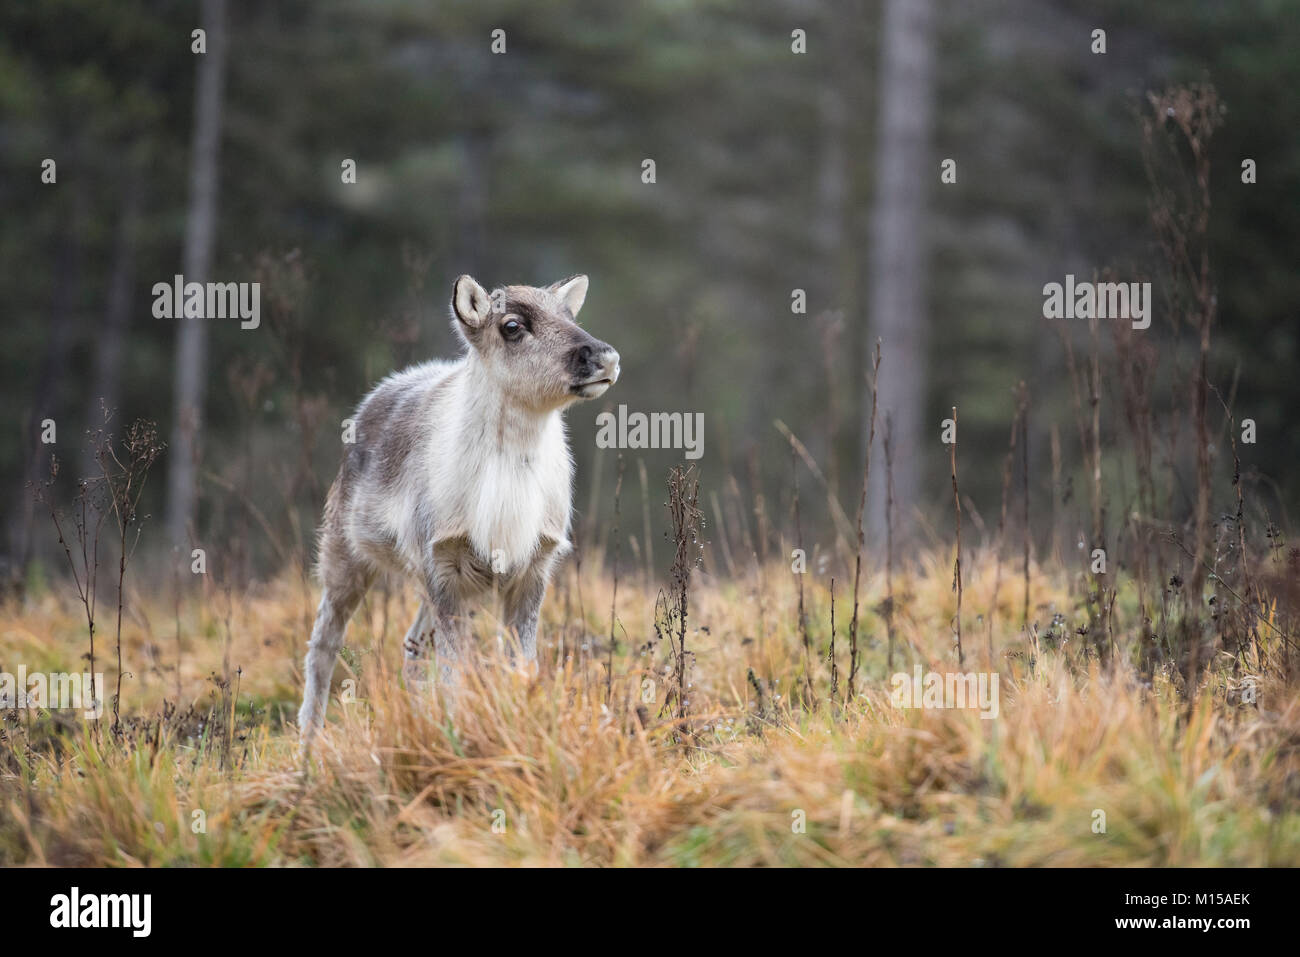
[572,338,620,383]
[599,346,620,383]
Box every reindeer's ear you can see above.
[549,274,589,317]
[451,275,492,334]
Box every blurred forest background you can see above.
[2,0,1297,586]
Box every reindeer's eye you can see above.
[501,318,523,341]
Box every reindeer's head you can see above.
[450,274,620,411]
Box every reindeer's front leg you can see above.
[504,545,561,664]
[406,586,467,711]
[430,590,467,687]
[400,600,433,693]
[411,537,473,707]
[505,571,546,663]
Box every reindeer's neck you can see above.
[457,358,559,457]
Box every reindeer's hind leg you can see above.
[299,532,371,749]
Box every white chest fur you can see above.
[463,435,570,572]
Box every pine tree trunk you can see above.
[166,0,229,547]
[866,0,935,544]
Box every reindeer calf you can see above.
[298,274,619,746]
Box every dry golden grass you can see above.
[2,547,1297,866]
